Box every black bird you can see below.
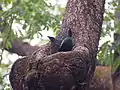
[59,29,74,52]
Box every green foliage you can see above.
[0,64,11,90]
[98,0,120,70]
[0,0,62,48]
[98,41,113,66]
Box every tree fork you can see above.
[9,0,105,90]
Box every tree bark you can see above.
[4,38,39,56]
[9,0,105,90]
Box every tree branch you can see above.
[4,39,39,56]
[9,0,105,90]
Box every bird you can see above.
[59,29,74,52]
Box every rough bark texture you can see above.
[9,0,105,90]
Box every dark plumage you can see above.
[48,29,74,52]
[47,36,56,42]
[59,29,74,52]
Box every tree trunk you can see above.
[9,0,105,90]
